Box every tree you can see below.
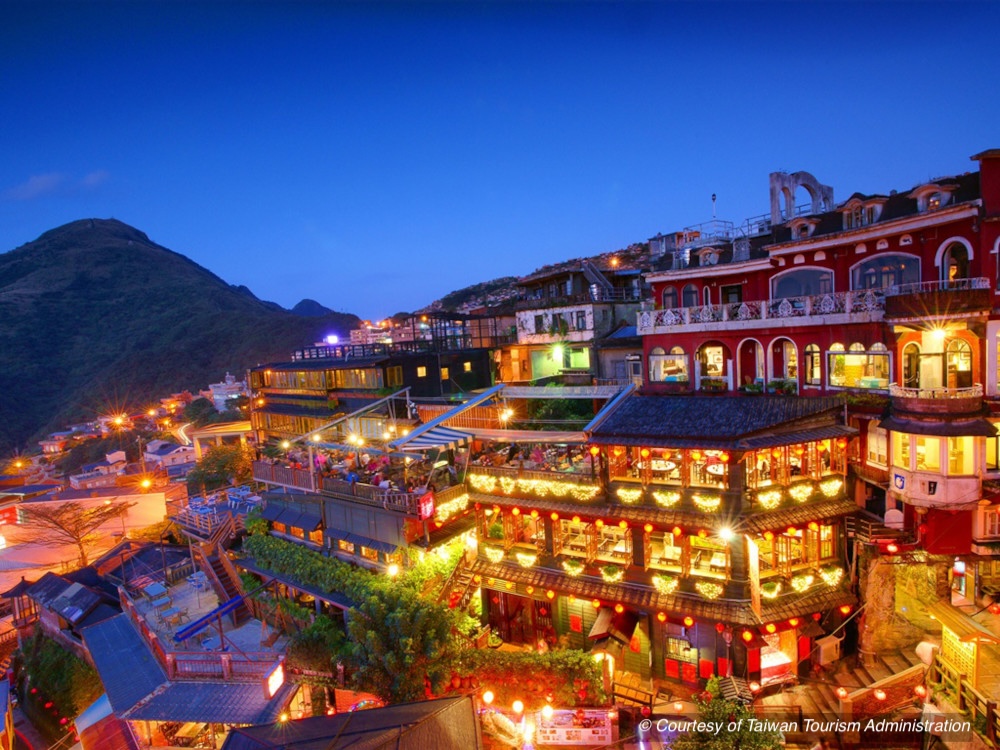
[18,500,134,567]
[182,397,223,426]
[185,443,254,492]
[670,677,783,750]
[346,584,462,703]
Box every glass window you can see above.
[771,268,833,299]
[682,284,699,307]
[662,286,678,309]
[851,254,921,290]
[440,367,449,380]
[805,344,822,385]
[948,437,975,476]
[828,347,890,389]
[463,362,472,372]
[337,539,355,554]
[416,366,427,378]
[360,546,379,562]
[893,433,911,470]
[575,311,586,330]
[649,346,688,383]
[915,437,941,472]
[867,424,888,467]
[988,434,1000,472]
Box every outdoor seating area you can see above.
[471,443,593,475]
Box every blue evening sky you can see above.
[2,1,998,320]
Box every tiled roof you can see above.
[126,680,296,724]
[81,614,168,716]
[741,499,858,534]
[760,587,856,622]
[589,395,844,449]
[469,558,760,625]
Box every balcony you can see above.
[888,468,981,509]
[883,278,991,321]
[888,383,984,417]
[515,288,641,311]
[637,289,884,336]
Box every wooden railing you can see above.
[889,383,983,399]
[928,653,1000,746]
[118,586,280,683]
[468,464,597,486]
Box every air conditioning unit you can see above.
[813,635,842,666]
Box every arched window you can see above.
[649,346,688,383]
[661,286,678,310]
[771,268,834,299]
[942,243,969,282]
[703,287,711,306]
[903,342,921,388]
[682,284,699,307]
[804,344,822,386]
[829,342,890,389]
[947,339,972,388]
[851,254,921,290]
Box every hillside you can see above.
[0,219,359,452]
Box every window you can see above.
[928,195,941,211]
[827,344,890,389]
[721,285,742,304]
[867,423,888,467]
[771,268,833,299]
[463,361,472,373]
[805,344,822,386]
[440,367,449,380]
[360,546,379,562]
[337,539,355,554]
[387,366,403,388]
[575,311,587,330]
[985,511,1000,538]
[948,437,975,476]
[308,528,323,545]
[667,636,697,663]
[416,366,427,378]
[649,346,688,383]
[893,432,911,470]
[682,284,699,307]
[851,254,921,290]
[915,437,941,472]
[534,314,545,333]
[703,287,711,305]
[988,432,1000,472]
[662,286,678,309]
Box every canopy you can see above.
[465,428,587,445]
[396,426,472,452]
[389,384,503,451]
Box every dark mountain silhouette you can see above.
[291,298,335,317]
[0,219,359,453]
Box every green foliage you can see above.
[186,442,255,491]
[526,390,594,426]
[287,618,349,674]
[670,677,783,750]
[18,631,103,724]
[457,649,606,710]
[436,276,519,312]
[244,509,268,536]
[54,434,136,475]
[347,585,461,702]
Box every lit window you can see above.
[441,367,449,380]
[804,344,822,386]
[360,546,379,562]
[914,437,941,472]
[827,344,890,389]
[867,423,887,467]
[463,362,472,373]
[649,346,688,383]
[337,539,355,554]
[417,366,427,378]
[947,436,974,476]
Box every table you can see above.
[710,552,727,570]
[175,722,207,741]
[143,582,167,600]
[651,460,677,473]
[151,596,172,611]
[706,464,726,476]
[160,606,180,622]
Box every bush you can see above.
[456,649,606,710]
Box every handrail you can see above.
[889,383,983,399]
[885,277,990,296]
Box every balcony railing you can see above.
[637,289,884,334]
[889,384,983,399]
[884,278,991,296]
[515,288,641,310]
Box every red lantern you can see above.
[45,702,53,709]
[788,617,800,627]
[619,520,628,529]
[640,448,650,458]
[546,590,555,600]
[551,512,559,521]
[644,523,653,533]
[614,604,624,614]
[511,507,520,516]
[672,526,682,536]
[656,612,667,623]
[786,526,797,535]
[530,509,539,518]
[715,622,725,633]
[595,519,604,528]
[812,612,822,621]
[839,605,852,615]
[572,515,581,524]
[592,599,601,609]
[741,630,753,643]
[697,529,707,538]
[590,446,600,457]
[683,616,694,627]
[765,623,776,634]
[720,452,730,463]
[492,596,500,604]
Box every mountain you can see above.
[291,298,335,317]
[0,219,360,453]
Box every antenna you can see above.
[712,193,717,220]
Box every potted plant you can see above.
[601,564,625,583]
[487,632,503,649]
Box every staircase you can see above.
[581,260,614,299]
[439,563,477,611]
[845,510,912,545]
[192,544,253,627]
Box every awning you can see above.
[798,620,827,639]
[928,601,1000,644]
[296,513,323,532]
[738,425,858,450]
[345,534,398,555]
[277,510,303,528]
[395,426,473,452]
[260,505,284,522]
[879,416,997,438]
[389,384,504,451]
[465,428,587,445]
[503,385,626,400]
[588,607,639,645]
[326,528,351,541]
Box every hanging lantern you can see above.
[613,447,624,457]
[590,446,600,457]
[763,530,774,541]
[720,452,730,463]
[672,526,682,536]
[526,586,534,594]
[771,448,781,459]
[592,599,601,609]
[572,515,581,524]
[614,604,624,614]
[657,612,667,623]
[808,521,819,531]
[837,438,848,448]
[839,605,852,615]
[786,526,797,535]
[474,575,482,583]
[595,519,604,528]
[551,512,559,521]
[546,590,555,600]
[644,523,654,533]
[640,448,650,459]
[619,520,628,529]
[788,617,800,627]
[697,529,707,538]
[505,581,513,590]
[568,594,575,603]
[765,623,777,634]
[691,451,702,461]
[794,445,805,456]
[530,509,539,519]
[812,612,822,621]
[741,630,754,643]
[511,507,521,516]
[715,622,725,633]
[683,616,694,627]
[886,543,899,554]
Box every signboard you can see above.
[263,661,285,699]
[893,473,905,490]
[418,492,435,520]
[0,506,18,526]
[536,709,613,746]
